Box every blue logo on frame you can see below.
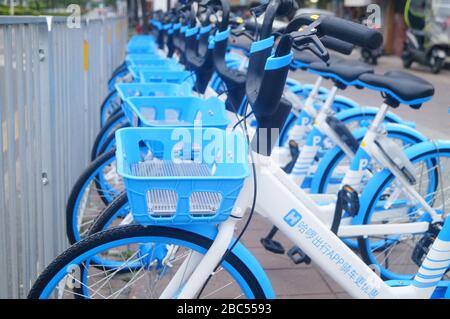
[284,209,302,227]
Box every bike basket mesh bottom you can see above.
[132,161,223,218]
[146,189,222,217]
[131,161,211,177]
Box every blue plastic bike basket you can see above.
[115,127,250,225]
[127,57,181,68]
[139,70,195,86]
[129,35,156,42]
[128,64,184,79]
[122,96,230,129]
[127,36,157,53]
[115,83,193,102]
[127,42,157,54]
[125,53,165,64]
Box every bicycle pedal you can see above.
[340,185,360,217]
[260,237,285,255]
[331,185,360,234]
[287,246,311,265]
[288,140,300,156]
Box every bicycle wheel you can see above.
[358,143,450,280]
[109,61,127,82]
[66,149,122,244]
[28,225,269,299]
[88,192,130,235]
[94,127,123,160]
[100,89,121,127]
[91,111,128,161]
[310,124,426,194]
[107,69,130,93]
[307,125,427,251]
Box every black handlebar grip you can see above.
[319,16,382,50]
[320,36,354,55]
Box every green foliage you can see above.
[0,0,99,16]
[0,4,40,15]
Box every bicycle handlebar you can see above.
[233,19,354,56]
[320,36,354,55]
[286,14,383,50]
[320,16,382,50]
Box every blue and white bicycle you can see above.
[29,3,450,299]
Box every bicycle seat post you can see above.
[319,85,338,115]
[368,102,390,133]
[300,77,323,115]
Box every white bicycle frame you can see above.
[161,151,450,299]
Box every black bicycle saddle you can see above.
[358,70,434,108]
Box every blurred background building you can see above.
[0,0,422,57]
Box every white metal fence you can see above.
[0,15,128,298]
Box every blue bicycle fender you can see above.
[173,224,276,299]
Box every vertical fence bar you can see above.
[15,23,27,298]
[33,23,46,295]
[37,21,57,271]
[4,24,20,298]
[23,24,37,293]
[0,25,9,299]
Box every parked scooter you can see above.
[402,0,450,74]
[360,16,383,65]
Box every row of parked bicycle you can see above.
[28,0,450,299]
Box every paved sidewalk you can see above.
[240,214,352,299]
[238,55,449,299]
